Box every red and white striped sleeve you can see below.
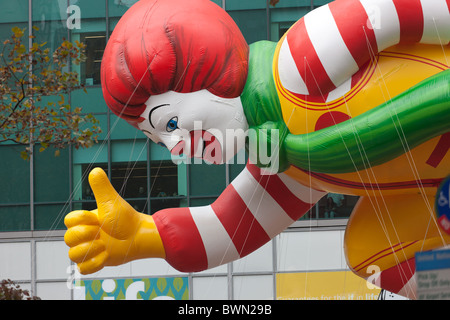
[278,0,450,97]
[152,162,326,272]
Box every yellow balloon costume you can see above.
[276,43,450,297]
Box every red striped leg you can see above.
[152,162,326,272]
[278,0,450,97]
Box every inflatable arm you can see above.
[278,0,450,97]
[153,162,325,272]
[64,163,325,274]
[283,69,450,173]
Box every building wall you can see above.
[0,0,369,300]
[0,221,355,300]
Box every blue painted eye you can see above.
[166,116,178,132]
[157,142,167,148]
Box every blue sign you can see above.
[416,249,450,272]
[436,176,450,235]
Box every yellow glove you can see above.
[64,167,165,274]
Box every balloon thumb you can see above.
[88,167,139,240]
[88,167,122,211]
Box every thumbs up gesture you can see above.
[64,168,165,274]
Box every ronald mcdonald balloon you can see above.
[64,0,450,299]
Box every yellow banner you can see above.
[276,271,381,300]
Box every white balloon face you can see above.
[138,90,248,164]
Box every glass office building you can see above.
[0,0,372,300]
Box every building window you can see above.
[80,33,106,85]
[110,161,149,213]
[75,161,149,210]
[317,194,359,219]
[150,160,183,214]
[110,162,147,199]
[149,161,178,198]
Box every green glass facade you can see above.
[0,0,357,235]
